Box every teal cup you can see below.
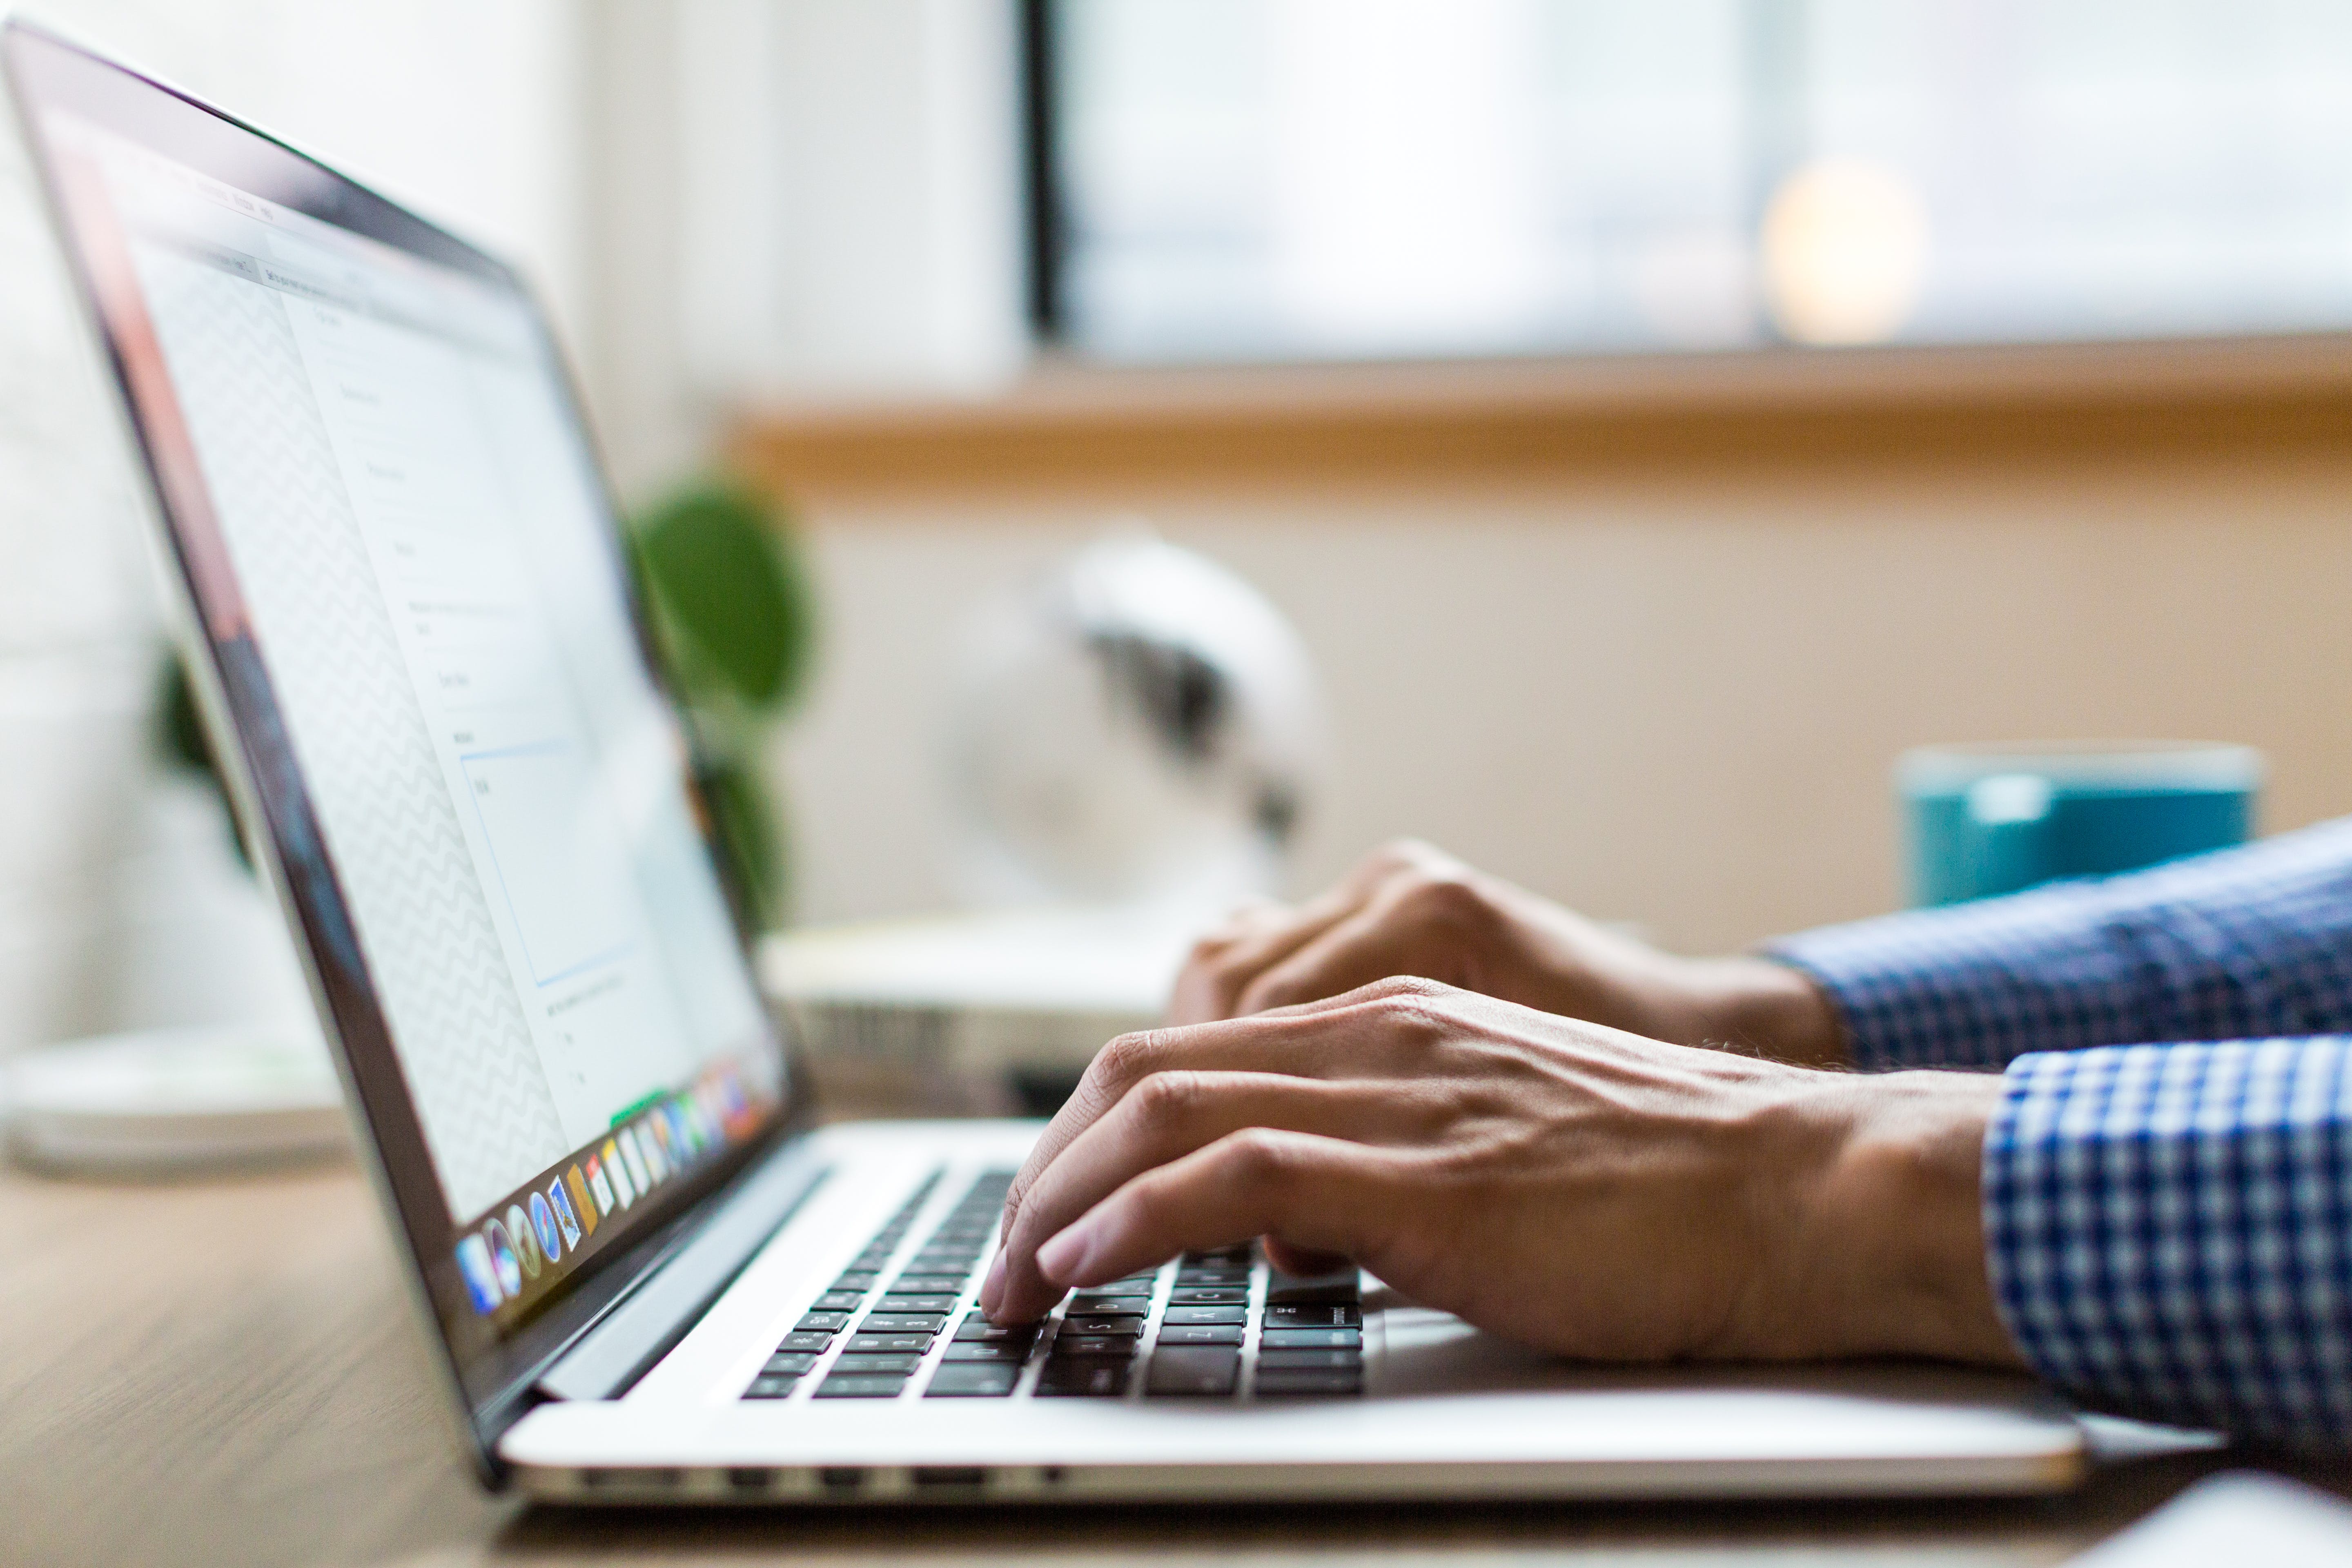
[1898,741,2263,908]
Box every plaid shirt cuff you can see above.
[1766,817,2352,1071]
[1985,1040,2352,1447]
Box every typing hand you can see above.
[981,978,2020,1369]
[1171,840,1846,1067]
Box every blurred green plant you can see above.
[155,476,817,931]
[625,478,817,933]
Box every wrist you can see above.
[1673,956,1847,1067]
[1793,1072,2022,1366]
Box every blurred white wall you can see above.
[0,0,585,1051]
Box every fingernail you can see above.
[1036,1221,1095,1284]
[978,1250,1007,1312]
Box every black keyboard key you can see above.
[794,1312,852,1334]
[1160,1305,1246,1326]
[942,1340,1032,1363]
[1183,1248,1252,1264]
[876,1293,960,1314]
[1255,1348,1361,1370]
[1049,1335,1138,1359]
[1059,1316,1145,1337]
[1154,1322,1244,1346]
[832,1270,881,1290]
[815,1373,910,1399]
[1255,1368,1363,1397]
[1146,1346,1240,1396]
[762,1352,821,1376]
[1035,1361,1128,1397]
[954,1316,1037,1343]
[1259,1327,1361,1350]
[1175,1270,1249,1287]
[1065,1296,1146,1317]
[925,1363,1018,1397]
[775,1332,834,1352]
[885,1274,967,1294]
[1071,1281,1154,1299]
[811,1290,866,1312]
[1168,1287,1247,1305]
[833,1352,924,1374]
[743,1373,800,1399]
[1264,1303,1361,1328]
[864,1313,949,1333]
[1265,1269,1360,1305]
[846,1332,935,1353]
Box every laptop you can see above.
[4,20,2087,1505]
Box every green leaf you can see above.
[629,480,815,716]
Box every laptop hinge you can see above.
[534,1141,831,1402]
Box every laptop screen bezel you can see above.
[1,20,812,1477]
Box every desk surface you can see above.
[2,1157,2337,1568]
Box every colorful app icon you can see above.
[617,1127,653,1192]
[528,1191,563,1263]
[457,1234,502,1314]
[483,1218,522,1298]
[585,1153,616,1216]
[637,1119,672,1183]
[508,1203,542,1279]
[566,1167,599,1236]
[646,1107,676,1166]
[549,1178,583,1250]
[600,1138,634,1206]
[666,1100,696,1158]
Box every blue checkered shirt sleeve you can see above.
[1768,818,2352,1445]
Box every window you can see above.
[1032,0,2352,363]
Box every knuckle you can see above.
[1129,1069,1206,1124]
[1218,1126,1297,1187]
[1092,1028,1165,1082]
[1361,974,1449,1003]
[1371,990,1457,1048]
[1401,872,1494,929]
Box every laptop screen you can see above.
[5,27,793,1395]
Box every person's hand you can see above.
[981,978,2018,1369]
[1171,840,1845,1067]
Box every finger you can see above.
[1169,845,1444,1025]
[1169,885,1368,1025]
[990,1071,1438,1322]
[1233,902,1441,1017]
[1033,1128,1395,1291]
[1006,983,1458,1220]
[987,982,1464,1311]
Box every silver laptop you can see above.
[5,20,2086,1505]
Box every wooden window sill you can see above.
[727,337,2352,502]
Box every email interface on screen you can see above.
[62,117,781,1322]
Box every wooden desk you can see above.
[2,1159,2336,1568]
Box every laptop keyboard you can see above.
[740,1167,1363,1403]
